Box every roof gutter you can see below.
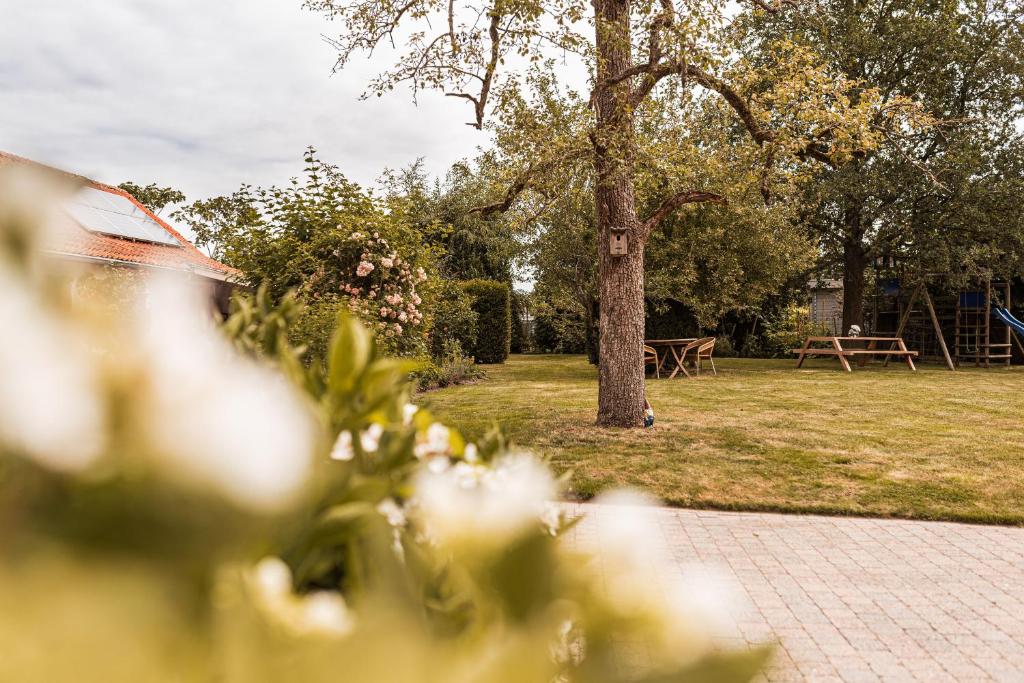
[44,250,239,284]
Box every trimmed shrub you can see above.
[461,279,511,364]
[509,290,527,353]
[429,280,479,360]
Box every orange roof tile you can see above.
[0,150,242,282]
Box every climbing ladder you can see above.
[954,281,1012,368]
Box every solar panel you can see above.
[66,187,182,247]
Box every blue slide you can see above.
[993,307,1024,338]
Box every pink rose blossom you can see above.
[356,261,375,277]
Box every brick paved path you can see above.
[566,503,1024,682]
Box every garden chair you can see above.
[695,337,717,376]
[643,344,660,379]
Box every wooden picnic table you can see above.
[791,336,918,372]
[645,338,698,379]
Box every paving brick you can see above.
[566,503,1024,682]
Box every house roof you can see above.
[808,278,843,290]
[0,150,241,282]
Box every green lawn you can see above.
[420,354,1024,525]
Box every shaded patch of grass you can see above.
[421,355,1024,525]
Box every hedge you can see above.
[429,280,479,360]
[461,279,511,364]
[509,290,527,353]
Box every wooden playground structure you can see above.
[870,277,1024,370]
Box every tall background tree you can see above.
[308,0,926,426]
[742,0,1024,330]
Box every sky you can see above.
[1,0,489,202]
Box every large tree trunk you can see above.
[594,0,645,427]
[841,206,866,332]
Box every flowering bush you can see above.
[173,150,436,359]
[333,229,428,356]
[0,168,766,682]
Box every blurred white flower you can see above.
[253,556,293,601]
[360,423,383,453]
[402,403,418,425]
[463,443,479,463]
[376,497,406,527]
[590,490,743,666]
[135,278,316,512]
[0,269,104,472]
[426,456,450,474]
[414,422,450,459]
[330,430,354,461]
[377,497,407,559]
[249,557,354,638]
[414,452,556,548]
[541,502,562,536]
[297,592,354,637]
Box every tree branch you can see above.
[742,0,800,12]
[470,12,503,130]
[469,160,548,216]
[641,190,726,235]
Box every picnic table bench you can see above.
[791,336,918,372]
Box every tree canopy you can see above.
[740,0,1024,325]
[118,181,186,215]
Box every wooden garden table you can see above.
[791,336,918,372]
[645,338,698,379]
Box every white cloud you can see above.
[0,0,488,203]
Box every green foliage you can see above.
[380,161,523,283]
[428,279,478,360]
[763,304,828,358]
[509,289,527,353]
[289,295,344,363]
[713,335,737,358]
[173,148,432,356]
[416,340,485,391]
[461,279,512,364]
[534,302,588,355]
[118,181,186,215]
